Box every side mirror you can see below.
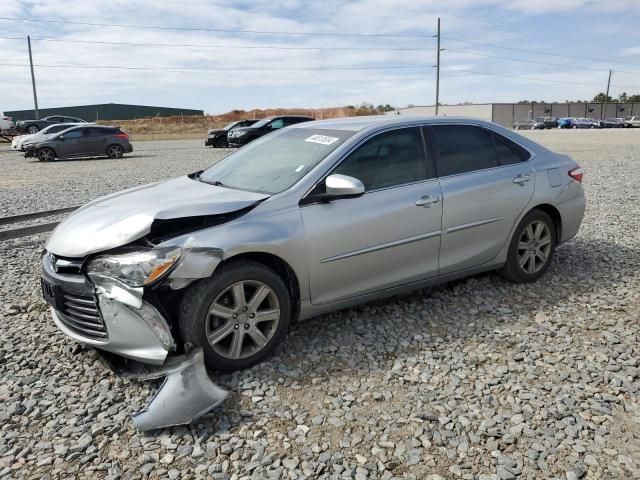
[58,135,65,141]
[325,174,365,198]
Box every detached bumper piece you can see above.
[131,349,229,432]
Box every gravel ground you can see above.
[0,140,230,215]
[1,130,639,479]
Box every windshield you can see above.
[251,117,275,128]
[198,128,354,194]
[41,124,72,134]
[223,122,240,131]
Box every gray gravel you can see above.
[0,140,230,216]
[1,130,640,479]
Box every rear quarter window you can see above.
[492,132,531,165]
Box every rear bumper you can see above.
[125,144,133,153]
[557,189,586,243]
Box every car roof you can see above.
[289,115,504,132]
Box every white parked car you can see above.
[624,116,640,128]
[0,114,14,132]
[11,123,87,151]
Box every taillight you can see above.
[115,132,129,140]
[568,166,583,183]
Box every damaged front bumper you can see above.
[41,251,229,431]
[42,252,172,364]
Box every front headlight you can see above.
[86,247,181,288]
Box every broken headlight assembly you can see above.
[86,247,181,288]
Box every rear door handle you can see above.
[513,174,531,185]
[415,194,441,207]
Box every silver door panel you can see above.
[301,180,442,305]
[439,164,535,274]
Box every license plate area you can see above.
[41,278,61,309]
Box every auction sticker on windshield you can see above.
[305,134,339,145]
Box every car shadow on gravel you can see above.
[263,237,639,379]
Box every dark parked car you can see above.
[227,115,314,147]
[205,120,258,147]
[513,119,545,130]
[534,117,558,129]
[24,125,132,162]
[598,118,623,128]
[16,115,88,134]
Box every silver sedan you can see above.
[42,116,586,373]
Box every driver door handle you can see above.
[513,174,531,185]
[415,194,441,207]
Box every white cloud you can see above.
[0,0,638,114]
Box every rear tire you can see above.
[107,144,123,159]
[37,148,55,162]
[27,125,39,134]
[178,260,292,372]
[499,210,556,283]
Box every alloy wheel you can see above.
[517,220,552,274]
[107,145,123,158]
[206,280,280,360]
[27,125,39,134]
[38,149,54,162]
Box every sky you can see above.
[1,0,640,114]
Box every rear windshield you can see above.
[199,128,354,194]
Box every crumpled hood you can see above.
[46,175,269,258]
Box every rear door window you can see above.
[431,125,498,176]
[85,127,108,136]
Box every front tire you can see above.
[37,148,55,162]
[499,210,556,283]
[107,144,123,159]
[178,260,292,372]
[27,125,39,134]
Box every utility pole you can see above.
[27,35,39,119]
[434,17,441,115]
[602,69,612,120]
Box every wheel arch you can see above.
[528,203,562,242]
[220,251,301,323]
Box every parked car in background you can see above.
[12,123,87,151]
[573,118,596,129]
[0,114,14,132]
[15,115,88,134]
[227,115,314,147]
[534,116,558,129]
[624,116,640,128]
[41,116,585,375]
[24,125,132,161]
[205,120,258,147]
[557,118,574,129]
[598,118,623,128]
[513,119,545,130]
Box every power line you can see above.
[452,69,640,90]
[446,48,640,76]
[0,16,433,38]
[443,36,640,68]
[0,34,433,52]
[0,61,434,71]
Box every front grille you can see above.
[58,292,108,340]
